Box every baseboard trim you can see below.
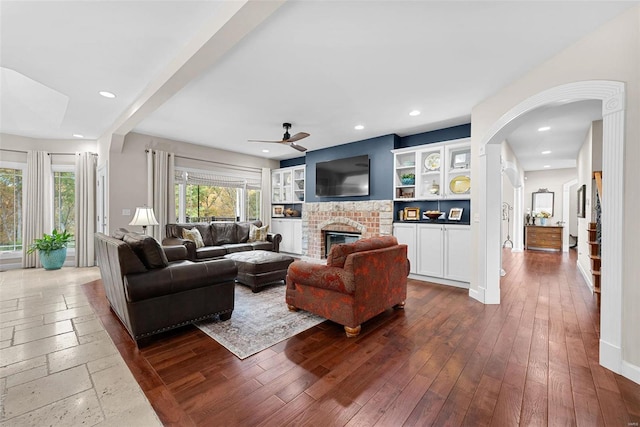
[600,338,622,374]
[469,287,482,303]
[622,360,640,385]
[576,260,593,292]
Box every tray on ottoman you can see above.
[224,250,294,292]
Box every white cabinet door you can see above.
[291,220,302,254]
[393,223,417,274]
[443,226,471,282]
[271,219,289,253]
[416,224,443,277]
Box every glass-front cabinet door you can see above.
[444,143,471,199]
[419,146,444,199]
[272,171,282,203]
[281,169,293,202]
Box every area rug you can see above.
[195,283,325,359]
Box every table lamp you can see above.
[129,206,159,234]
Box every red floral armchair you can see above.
[285,235,409,337]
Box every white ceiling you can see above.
[0,1,636,167]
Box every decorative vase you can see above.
[40,247,67,270]
[401,177,415,185]
[540,218,547,226]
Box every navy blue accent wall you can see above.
[279,156,305,168]
[305,134,397,202]
[278,124,471,203]
[398,123,470,149]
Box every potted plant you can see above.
[401,173,415,185]
[26,229,73,270]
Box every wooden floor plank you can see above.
[81,249,640,426]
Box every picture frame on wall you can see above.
[272,205,285,217]
[577,185,586,218]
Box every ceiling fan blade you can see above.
[288,141,307,152]
[248,139,283,143]
[286,132,310,143]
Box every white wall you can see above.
[576,125,593,286]
[524,168,577,226]
[470,6,640,372]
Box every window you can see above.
[0,167,23,252]
[175,169,261,223]
[53,171,75,247]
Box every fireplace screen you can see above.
[325,232,360,258]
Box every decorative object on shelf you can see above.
[398,210,404,221]
[26,229,73,270]
[537,210,550,226]
[129,206,159,235]
[402,160,415,166]
[296,180,304,189]
[400,173,415,185]
[502,203,513,248]
[424,153,441,171]
[272,205,284,217]
[452,151,470,169]
[448,208,463,221]
[401,188,414,198]
[424,210,443,220]
[577,184,586,218]
[403,207,420,220]
[449,175,471,194]
[429,179,439,195]
[532,188,554,217]
[285,208,300,217]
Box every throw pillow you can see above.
[123,233,169,269]
[248,224,269,242]
[182,228,205,249]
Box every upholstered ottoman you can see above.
[224,250,294,292]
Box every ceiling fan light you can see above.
[354,125,364,130]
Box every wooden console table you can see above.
[525,225,563,251]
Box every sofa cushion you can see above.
[248,224,269,242]
[212,222,236,245]
[235,222,251,243]
[182,228,205,248]
[222,243,253,253]
[112,228,129,240]
[123,233,169,269]
[327,235,398,269]
[195,246,227,259]
[117,241,148,275]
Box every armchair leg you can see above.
[287,304,299,312]
[344,325,361,338]
[394,301,406,309]
[219,311,232,321]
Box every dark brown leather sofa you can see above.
[162,221,282,262]
[95,230,237,345]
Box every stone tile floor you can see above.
[0,267,161,426]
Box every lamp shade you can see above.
[129,207,159,227]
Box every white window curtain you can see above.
[261,167,271,229]
[147,150,175,241]
[22,151,53,268]
[74,152,96,267]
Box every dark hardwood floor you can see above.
[83,249,640,426]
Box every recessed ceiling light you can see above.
[543,165,551,168]
[538,126,550,132]
[72,133,84,138]
[354,125,364,130]
[409,110,421,116]
[99,91,116,98]
[541,150,551,154]
[262,149,269,153]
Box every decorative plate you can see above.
[424,153,440,171]
[449,175,471,194]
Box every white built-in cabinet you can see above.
[272,166,305,203]
[392,138,471,201]
[271,218,302,255]
[393,222,471,287]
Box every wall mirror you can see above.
[532,189,554,216]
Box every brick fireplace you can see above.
[302,201,394,259]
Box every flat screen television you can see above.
[315,155,370,197]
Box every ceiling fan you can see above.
[249,122,310,152]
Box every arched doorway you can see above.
[477,80,625,375]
